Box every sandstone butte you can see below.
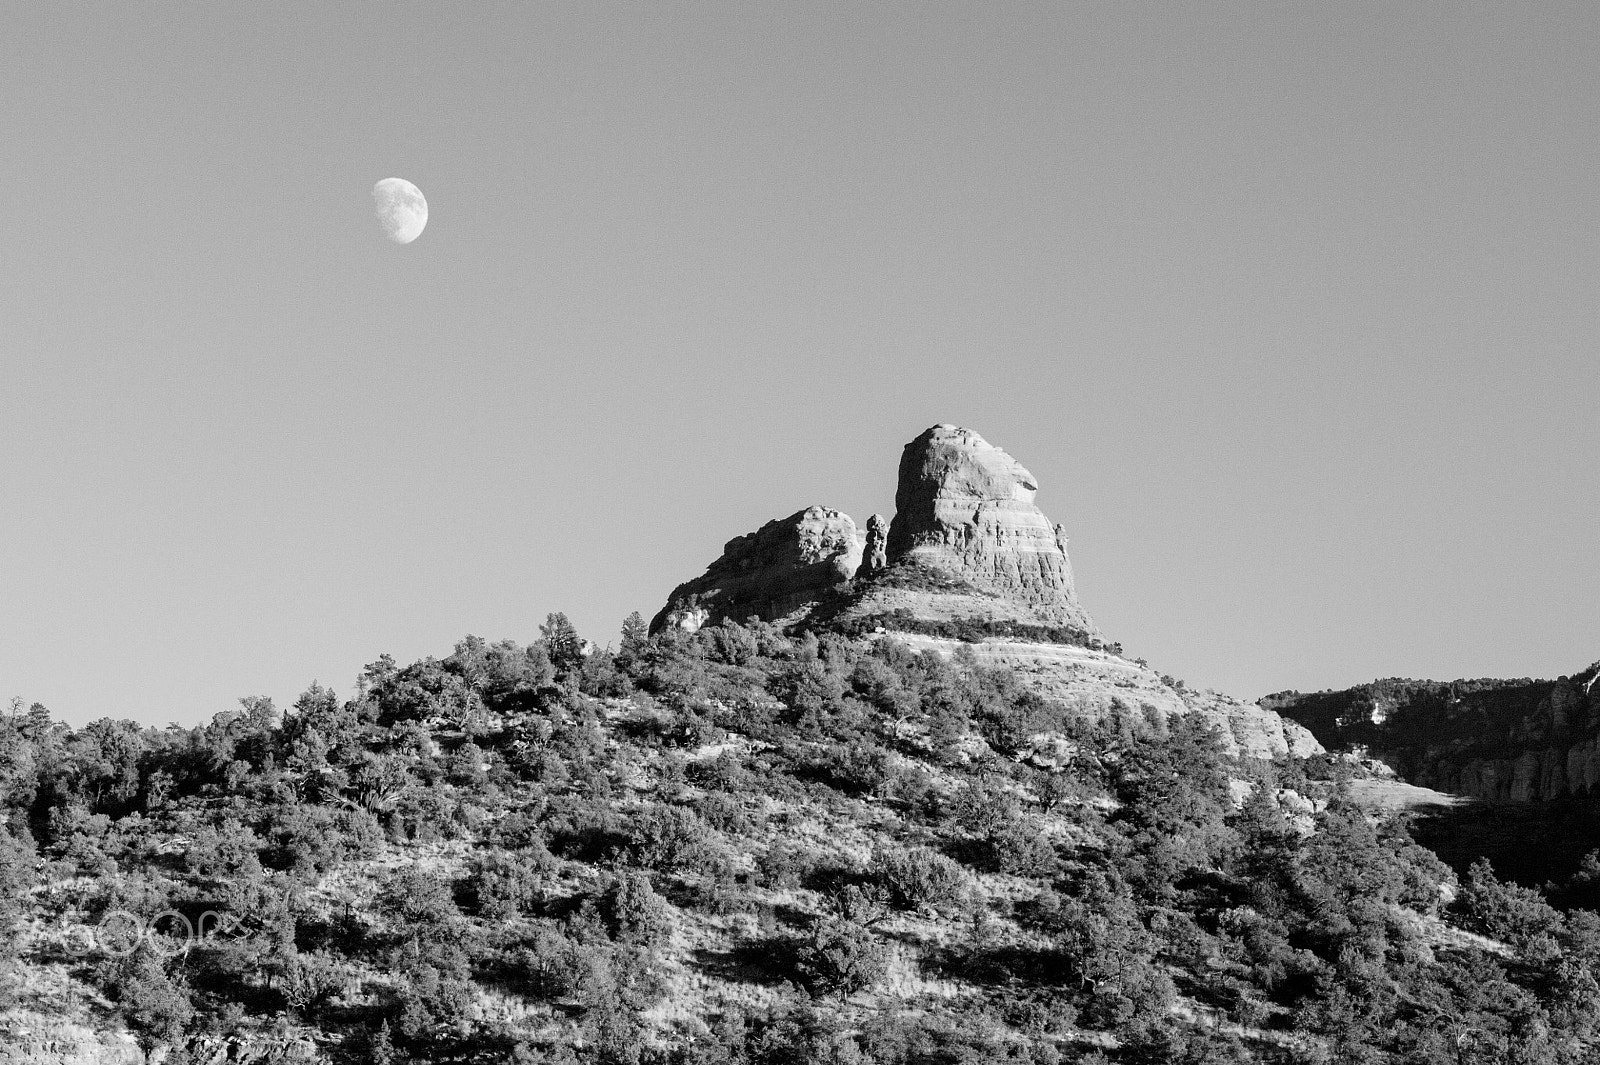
[653,424,1321,760]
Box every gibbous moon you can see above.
[372,177,428,244]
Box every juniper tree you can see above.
[541,612,584,670]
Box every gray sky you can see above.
[4,4,1598,726]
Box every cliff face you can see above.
[1266,667,1600,801]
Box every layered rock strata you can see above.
[881,633,1321,759]
[882,425,1099,638]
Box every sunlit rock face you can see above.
[885,424,1099,638]
[650,506,862,633]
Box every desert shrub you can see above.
[788,919,890,998]
[486,808,551,850]
[701,621,763,667]
[261,802,358,879]
[542,795,626,862]
[184,818,265,880]
[692,792,754,836]
[464,849,557,919]
[282,951,348,1018]
[875,847,968,912]
[392,958,475,1039]
[623,804,725,875]
[0,830,35,997]
[379,867,461,944]
[578,650,633,698]
[803,742,893,797]
[1454,858,1565,948]
[390,782,468,842]
[687,750,753,793]
[980,818,1060,877]
[751,1005,867,1064]
[511,923,588,1000]
[757,842,820,891]
[599,872,674,950]
[105,944,194,1061]
[369,658,486,728]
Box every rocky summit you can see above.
[884,424,1099,638]
[654,424,1320,759]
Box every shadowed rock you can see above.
[651,506,862,633]
[1266,666,1600,801]
[859,514,889,580]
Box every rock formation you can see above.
[651,506,862,633]
[859,514,889,580]
[1267,665,1600,801]
[882,424,1099,638]
[873,631,1320,759]
[648,423,1320,759]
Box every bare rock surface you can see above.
[882,425,1099,638]
[652,506,862,632]
[878,633,1322,759]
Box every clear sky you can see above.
[4,4,1598,727]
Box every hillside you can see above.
[3,426,1596,1065]
[2,621,1599,1064]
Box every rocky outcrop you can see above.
[1267,665,1600,801]
[882,425,1099,638]
[648,423,1319,759]
[651,506,863,633]
[876,633,1321,759]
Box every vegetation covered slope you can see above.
[2,616,1599,1063]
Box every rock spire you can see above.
[859,514,889,580]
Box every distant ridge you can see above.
[1266,661,1600,800]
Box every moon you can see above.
[372,178,428,244]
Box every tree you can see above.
[619,612,650,663]
[368,1020,397,1065]
[20,701,52,743]
[112,944,194,1061]
[603,872,674,950]
[542,613,584,670]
